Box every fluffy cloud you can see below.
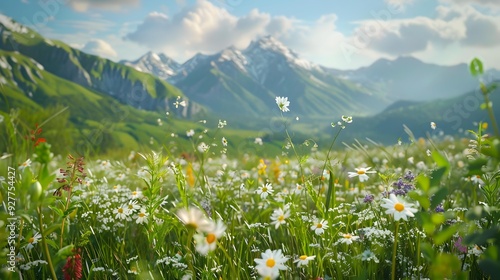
[125,0,348,65]
[125,2,272,60]
[67,0,140,12]
[349,4,500,57]
[82,39,117,58]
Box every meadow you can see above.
[1,63,500,279]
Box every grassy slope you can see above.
[0,50,277,157]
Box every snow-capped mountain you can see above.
[121,51,181,80]
[167,35,385,120]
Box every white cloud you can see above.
[125,2,272,60]
[125,0,350,66]
[67,0,140,12]
[81,39,117,58]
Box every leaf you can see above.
[470,58,484,77]
[464,227,500,246]
[466,158,488,176]
[420,242,435,260]
[417,175,430,192]
[430,167,448,188]
[48,206,64,217]
[434,224,461,245]
[432,151,449,169]
[44,223,62,237]
[325,169,335,211]
[430,187,448,209]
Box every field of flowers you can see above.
[1,98,500,279]
[1,92,500,279]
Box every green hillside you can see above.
[0,49,278,158]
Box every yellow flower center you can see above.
[28,237,35,243]
[262,187,268,192]
[278,215,285,222]
[113,185,118,189]
[357,169,366,175]
[138,213,145,218]
[128,204,134,209]
[316,223,323,228]
[344,234,352,239]
[299,255,308,260]
[118,208,124,213]
[394,202,405,212]
[206,233,216,244]
[266,258,276,268]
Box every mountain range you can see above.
[122,36,500,121]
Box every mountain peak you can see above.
[0,14,28,34]
[246,35,290,54]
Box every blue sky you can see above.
[1,0,499,69]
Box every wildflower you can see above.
[19,159,32,171]
[363,194,375,203]
[255,137,263,145]
[256,183,274,199]
[339,233,359,245]
[126,200,140,213]
[25,232,41,250]
[293,184,304,194]
[348,167,376,182]
[186,129,195,137]
[177,207,211,232]
[222,137,228,146]
[134,208,149,224]
[310,219,328,235]
[174,96,186,108]
[381,193,418,221]
[342,115,353,123]
[430,122,436,130]
[426,149,431,156]
[470,175,484,185]
[130,190,143,199]
[218,120,227,128]
[270,207,290,229]
[454,237,467,254]
[62,249,82,280]
[114,205,130,220]
[275,96,290,112]
[294,255,316,267]
[358,249,379,263]
[254,249,289,279]
[193,220,226,255]
[197,142,209,153]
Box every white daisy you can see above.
[254,249,289,279]
[381,194,418,221]
[270,207,290,229]
[256,183,274,199]
[339,233,359,245]
[177,207,212,232]
[25,232,41,250]
[310,219,328,235]
[134,208,149,224]
[275,96,290,112]
[294,255,316,267]
[193,220,226,255]
[348,167,376,182]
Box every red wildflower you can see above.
[62,249,82,280]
